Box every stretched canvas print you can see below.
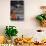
[10,0,24,21]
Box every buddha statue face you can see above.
[40,6,46,14]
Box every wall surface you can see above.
[0,0,46,41]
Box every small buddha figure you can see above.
[10,9,16,20]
